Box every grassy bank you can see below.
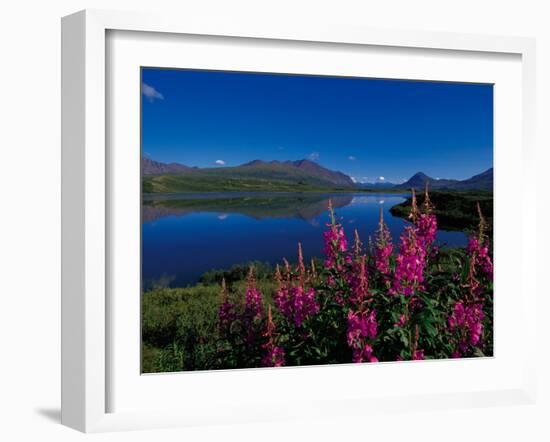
[142,264,279,373]
[142,174,410,194]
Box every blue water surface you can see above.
[142,193,467,287]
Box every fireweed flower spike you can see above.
[374,207,393,277]
[297,242,306,280]
[323,199,350,270]
[409,188,419,223]
[261,305,285,367]
[218,278,235,335]
[391,224,427,296]
[346,254,378,363]
[350,255,370,305]
[353,229,363,261]
[415,184,438,248]
[423,182,434,213]
[274,244,319,327]
[448,301,484,356]
[309,258,317,282]
[245,266,263,321]
[273,264,288,314]
[476,202,488,242]
[391,189,432,296]
[346,307,378,363]
[466,203,493,279]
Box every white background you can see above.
[0,0,548,441]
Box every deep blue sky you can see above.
[141,68,493,183]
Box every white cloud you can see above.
[379,176,385,181]
[142,83,164,102]
[215,160,226,165]
[308,152,320,161]
[348,155,356,161]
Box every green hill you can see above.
[142,159,355,193]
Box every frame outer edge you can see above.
[61,10,87,432]
[520,39,537,403]
[62,9,108,433]
[83,8,107,432]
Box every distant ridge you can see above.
[241,159,355,188]
[399,172,459,190]
[142,157,355,192]
[142,157,195,175]
[396,168,493,191]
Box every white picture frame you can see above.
[61,9,537,433]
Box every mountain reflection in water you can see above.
[141,193,467,287]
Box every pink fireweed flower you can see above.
[416,213,437,248]
[273,244,319,327]
[274,284,319,327]
[261,305,285,367]
[391,225,427,296]
[347,309,378,363]
[374,208,393,277]
[448,301,485,356]
[352,344,378,363]
[287,286,319,327]
[414,184,437,248]
[273,264,287,307]
[245,267,263,321]
[394,314,407,328]
[466,202,493,278]
[323,199,351,270]
[467,237,493,279]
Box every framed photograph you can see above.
[62,9,537,432]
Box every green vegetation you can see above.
[142,161,355,193]
[142,262,279,372]
[142,174,344,193]
[390,191,493,234]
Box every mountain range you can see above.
[395,168,493,191]
[142,158,355,192]
[142,156,197,174]
[142,157,492,192]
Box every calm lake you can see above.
[142,192,468,288]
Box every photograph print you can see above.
[141,68,493,373]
